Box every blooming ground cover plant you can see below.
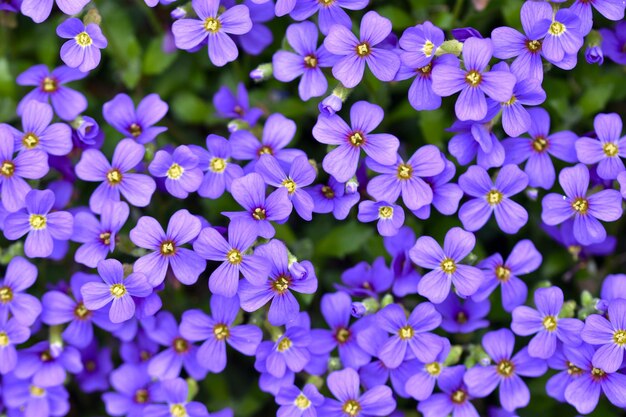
[1,0,626,416]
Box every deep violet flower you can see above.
[600,21,626,65]
[436,293,490,334]
[0,256,41,326]
[213,82,263,126]
[21,0,89,23]
[102,93,168,144]
[409,227,483,304]
[148,145,204,199]
[357,200,405,237]
[338,257,393,299]
[130,209,205,286]
[324,11,400,88]
[308,176,361,220]
[412,159,464,220]
[102,363,163,416]
[575,113,626,180]
[541,163,622,245]
[3,189,73,258]
[57,18,108,73]
[581,299,626,373]
[80,259,153,324]
[180,294,262,373]
[75,138,157,213]
[190,134,244,199]
[312,101,399,183]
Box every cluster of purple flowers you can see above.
[2,0,626,416]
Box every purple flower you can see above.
[14,341,83,387]
[563,342,626,413]
[102,93,168,144]
[57,18,108,72]
[75,138,157,213]
[600,21,626,65]
[318,368,396,417]
[418,365,480,417]
[234,0,273,56]
[76,343,114,393]
[130,209,205,286]
[181,294,262,373]
[357,200,404,237]
[458,164,529,234]
[0,316,30,374]
[41,272,120,348]
[72,115,104,148]
[569,0,624,36]
[503,107,578,189]
[290,0,367,35]
[409,227,484,303]
[145,311,206,380]
[21,0,89,23]
[539,9,584,63]
[276,384,325,417]
[102,363,163,416]
[324,11,401,88]
[541,163,622,245]
[313,101,399,182]
[399,21,444,69]
[16,64,87,121]
[401,338,451,400]
[431,37,516,121]
[463,329,547,411]
[383,227,421,297]
[256,325,311,378]
[473,239,542,312]
[172,0,252,67]
[144,378,209,417]
[308,176,360,220]
[229,113,305,170]
[149,145,204,198]
[0,256,41,326]
[581,299,626,373]
[193,220,270,297]
[576,113,626,180]
[212,82,262,126]
[512,287,584,359]
[412,159,464,220]
[0,0,21,13]
[256,154,316,220]
[273,22,336,101]
[3,374,70,416]
[72,201,129,268]
[308,291,371,369]
[190,134,244,199]
[339,257,393,299]
[436,293,490,334]
[4,189,73,258]
[0,125,49,212]
[7,100,72,156]
[223,173,293,239]
[239,240,317,326]
[366,145,445,210]
[81,259,153,324]
[376,302,443,367]
[585,44,604,64]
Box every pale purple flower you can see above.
[57,18,108,72]
[149,145,203,199]
[575,113,626,180]
[102,93,168,144]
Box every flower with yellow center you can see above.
[613,330,626,346]
[591,367,606,381]
[170,404,187,417]
[258,146,273,155]
[526,40,541,52]
[74,302,91,320]
[110,283,127,298]
[167,163,184,180]
[603,142,619,157]
[252,207,266,220]
[22,133,39,149]
[106,169,123,185]
[0,331,9,347]
[397,163,413,180]
[549,21,566,36]
[456,311,468,324]
[213,324,230,340]
[0,161,15,177]
[425,362,441,376]
[356,42,370,57]
[294,394,311,409]
[173,337,189,353]
[204,17,221,33]
[342,399,361,416]
[335,327,351,344]
[566,361,583,376]
[42,77,58,92]
[440,257,457,274]
[29,214,47,230]
[304,55,318,68]
[129,123,142,137]
[100,232,112,245]
[282,179,297,194]
[160,240,176,256]
[571,197,589,215]
[349,131,365,146]
[465,70,482,87]
[322,185,335,199]
[378,206,394,219]
[496,359,515,377]
[486,190,503,205]
[134,389,149,403]
[209,157,226,173]
[451,389,467,404]
[422,40,435,57]
[277,337,292,352]
[532,136,548,152]
[495,265,511,282]
[0,286,13,303]
[398,325,414,340]
[272,276,291,294]
[29,385,46,397]
[542,315,557,332]
[226,249,242,265]
[75,31,93,47]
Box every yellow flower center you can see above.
[335,327,351,344]
[532,136,548,152]
[204,17,221,33]
[134,389,149,404]
[42,77,57,92]
[167,163,184,180]
[496,265,511,282]
[272,275,291,294]
[0,331,9,347]
[423,40,435,57]
[129,123,142,137]
[277,337,292,352]
[571,198,588,214]
[0,286,13,303]
[294,394,311,409]
[549,21,566,36]
[397,163,413,180]
[170,404,187,417]
[342,400,361,416]
[106,169,123,185]
[252,207,266,220]
[486,190,503,205]
[613,330,626,346]
[282,179,297,194]
[258,146,273,156]
[418,63,433,76]
[322,185,335,199]
[496,359,515,377]
[40,350,52,361]
[441,257,457,274]
[0,161,15,177]
[456,311,468,324]
[210,157,226,173]
[603,142,619,157]
[425,361,441,376]
[542,315,557,332]
[465,70,482,86]
[526,40,542,52]
[349,131,365,147]
[213,324,230,340]
[378,206,394,219]
[22,133,39,149]
[356,42,370,57]
[451,389,467,404]
[74,302,91,320]
[173,337,189,353]
[226,249,242,265]
[566,361,583,376]
[75,31,93,47]
[29,214,47,230]
[398,325,414,340]
[29,385,46,397]
[318,0,335,5]
[304,54,318,68]
[160,240,176,256]
[503,95,517,106]
[110,283,127,298]
[591,367,606,380]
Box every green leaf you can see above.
[171,92,211,124]
[315,221,374,259]
[143,38,177,76]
